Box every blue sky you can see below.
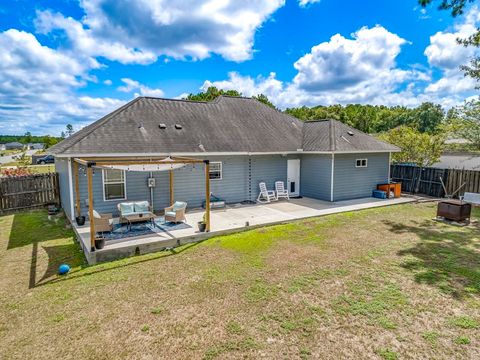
[0,0,478,135]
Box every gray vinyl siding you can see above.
[71,155,290,218]
[60,152,391,218]
[74,171,153,215]
[55,157,72,219]
[250,155,290,202]
[333,153,389,201]
[300,154,332,201]
[171,156,249,207]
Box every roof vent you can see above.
[174,124,182,130]
[347,131,354,136]
[138,123,144,129]
[159,123,166,129]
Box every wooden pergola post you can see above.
[73,161,81,217]
[87,163,95,251]
[169,169,174,206]
[204,160,211,232]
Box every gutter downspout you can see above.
[330,153,335,202]
[330,120,335,203]
[388,152,391,182]
[149,171,154,213]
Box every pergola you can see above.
[72,156,211,251]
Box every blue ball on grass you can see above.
[58,264,70,275]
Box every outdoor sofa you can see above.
[117,201,154,224]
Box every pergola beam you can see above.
[91,160,202,166]
[73,158,89,166]
[75,156,204,165]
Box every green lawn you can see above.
[0,164,55,174]
[0,203,479,359]
[0,149,22,157]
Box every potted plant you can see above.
[75,215,86,226]
[95,236,105,250]
[197,213,207,232]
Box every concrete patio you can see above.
[73,196,415,264]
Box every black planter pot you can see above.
[75,216,86,226]
[95,238,106,250]
[197,222,207,232]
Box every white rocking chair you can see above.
[257,182,277,203]
[275,181,290,200]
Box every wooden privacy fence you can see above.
[390,165,448,198]
[445,168,480,196]
[0,173,60,213]
[390,164,480,198]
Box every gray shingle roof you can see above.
[302,120,399,152]
[50,96,398,155]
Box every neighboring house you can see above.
[0,143,5,151]
[5,142,24,150]
[434,153,480,170]
[28,143,45,150]
[50,96,399,221]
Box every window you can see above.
[356,159,368,168]
[103,169,126,201]
[209,162,222,180]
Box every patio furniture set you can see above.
[91,200,187,234]
[257,181,290,203]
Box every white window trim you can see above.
[102,169,127,202]
[355,158,368,168]
[209,161,222,181]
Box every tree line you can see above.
[0,133,62,149]
[285,102,445,134]
[0,124,75,149]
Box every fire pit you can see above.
[436,200,471,223]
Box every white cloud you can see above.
[118,78,165,98]
[201,16,480,110]
[201,72,284,97]
[293,26,410,91]
[35,10,157,65]
[423,6,480,101]
[202,70,447,109]
[35,0,285,63]
[0,28,124,135]
[425,28,476,70]
[298,0,321,7]
[200,26,430,109]
[3,2,479,136]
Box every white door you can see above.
[287,159,300,197]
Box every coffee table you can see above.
[123,212,156,230]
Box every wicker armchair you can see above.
[164,201,187,223]
[92,210,113,233]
